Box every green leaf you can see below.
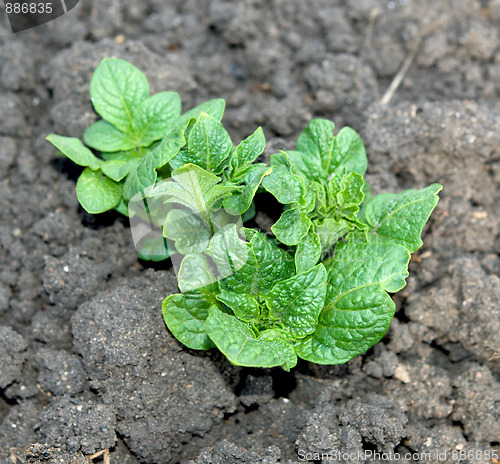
[183,113,233,174]
[295,227,322,273]
[46,134,102,171]
[286,150,324,183]
[101,150,140,162]
[163,208,211,255]
[314,218,352,251]
[365,184,442,253]
[266,264,327,338]
[333,127,367,175]
[262,163,304,205]
[211,230,295,297]
[83,120,137,152]
[175,98,225,128]
[162,292,215,350]
[296,119,335,175]
[114,198,129,217]
[223,164,272,215]
[123,121,188,201]
[178,253,216,293]
[328,170,365,221]
[148,164,235,215]
[296,120,367,178]
[205,307,297,369]
[90,58,149,134]
[101,158,140,182]
[137,236,169,261]
[75,168,123,214]
[294,235,410,364]
[132,91,182,146]
[216,291,260,322]
[231,127,266,171]
[271,205,311,246]
[205,224,250,281]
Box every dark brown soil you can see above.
[1,1,499,463]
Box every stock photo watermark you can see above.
[3,0,79,32]
[297,448,500,463]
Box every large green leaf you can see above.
[132,91,181,146]
[162,292,215,350]
[365,184,442,253]
[90,58,149,134]
[205,307,297,369]
[46,134,102,171]
[294,235,410,364]
[223,164,272,214]
[83,120,137,152]
[75,168,123,214]
[266,264,327,338]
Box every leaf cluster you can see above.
[46,58,442,369]
[159,119,441,370]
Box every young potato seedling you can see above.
[47,58,442,370]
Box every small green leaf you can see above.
[213,230,295,296]
[328,170,365,221]
[90,58,149,134]
[46,134,102,171]
[101,158,140,182]
[83,120,137,152]
[162,292,215,350]
[175,98,225,128]
[223,164,272,215]
[184,113,233,174]
[205,224,249,281]
[295,227,322,273]
[178,253,216,293]
[148,164,235,214]
[123,122,188,201]
[294,235,410,365]
[163,208,211,255]
[314,218,352,251]
[132,91,182,146]
[205,307,297,369]
[296,120,367,179]
[101,150,140,162]
[262,163,304,205]
[76,168,123,214]
[231,127,266,171]
[271,205,311,246]
[365,184,442,253]
[266,264,327,338]
[333,127,367,175]
[137,236,170,261]
[114,198,129,217]
[216,291,260,322]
